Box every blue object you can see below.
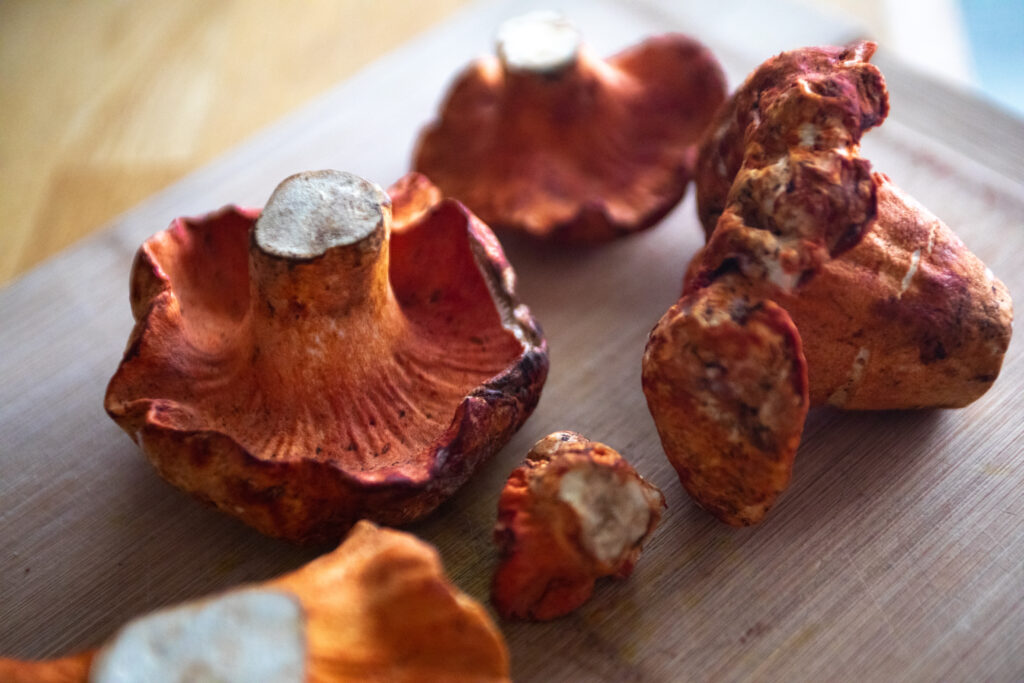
[960,0,1024,116]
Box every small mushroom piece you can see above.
[105,171,548,543]
[414,11,727,243]
[642,282,809,525]
[492,431,665,620]
[645,42,1013,526]
[0,521,511,683]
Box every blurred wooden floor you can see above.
[0,0,470,285]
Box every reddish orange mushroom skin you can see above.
[645,42,1012,526]
[643,284,809,525]
[414,12,727,243]
[105,171,548,544]
[690,41,1012,409]
[492,432,665,620]
[0,654,95,683]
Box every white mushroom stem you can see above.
[90,590,306,683]
[496,11,581,74]
[255,170,389,259]
[250,170,396,320]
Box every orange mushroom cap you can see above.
[492,431,665,620]
[644,42,1012,526]
[105,171,548,543]
[414,11,727,244]
[0,521,510,683]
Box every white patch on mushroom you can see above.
[530,431,586,459]
[507,303,531,344]
[716,114,732,139]
[90,589,306,683]
[985,267,994,282]
[502,268,516,297]
[764,257,800,292]
[798,123,817,147]
[497,11,580,73]
[827,346,870,407]
[255,170,390,259]
[750,156,793,227]
[898,248,921,297]
[694,303,731,328]
[558,466,651,565]
[832,145,856,159]
[466,235,530,347]
[695,395,742,443]
[926,222,937,254]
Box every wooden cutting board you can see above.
[2,0,1022,680]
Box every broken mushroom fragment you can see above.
[0,521,511,683]
[642,283,809,525]
[414,11,727,243]
[105,170,548,543]
[492,431,665,620]
[644,42,1013,525]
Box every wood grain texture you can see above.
[0,0,470,284]
[1,0,1022,680]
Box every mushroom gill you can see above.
[106,171,548,543]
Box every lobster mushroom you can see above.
[644,42,1013,525]
[105,170,548,543]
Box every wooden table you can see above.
[0,0,470,284]
[2,0,1022,680]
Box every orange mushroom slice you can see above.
[105,171,548,543]
[0,521,511,683]
[644,42,1013,525]
[642,282,809,525]
[414,11,727,243]
[492,431,665,620]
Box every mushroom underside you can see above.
[111,204,525,478]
